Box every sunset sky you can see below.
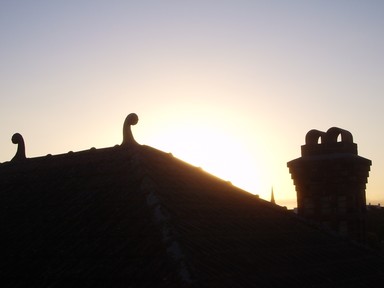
[1,1,383,208]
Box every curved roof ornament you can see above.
[122,113,139,146]
[11,133,26,162]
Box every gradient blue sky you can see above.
[1,1,383,207]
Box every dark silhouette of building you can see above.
[366,204,384,251]
[288,127,371,243]
[0,118,383,287]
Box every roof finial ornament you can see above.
[122,113,139,146]
[11,133,26,162]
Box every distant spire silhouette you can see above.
[270,187,275,204]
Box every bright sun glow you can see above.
[2,2,383,209]
[142,120,274,200]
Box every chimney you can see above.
[287,127,371,243]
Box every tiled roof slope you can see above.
[0,129,383,287]
[138,145,384,287]
[0,146,182,287]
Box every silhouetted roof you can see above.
[0,115,383,287]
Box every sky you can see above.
[1,1,383,208]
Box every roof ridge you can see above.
[131,151,195,285]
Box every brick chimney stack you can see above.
[287,127,371,242]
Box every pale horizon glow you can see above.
[1,1,384,208]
